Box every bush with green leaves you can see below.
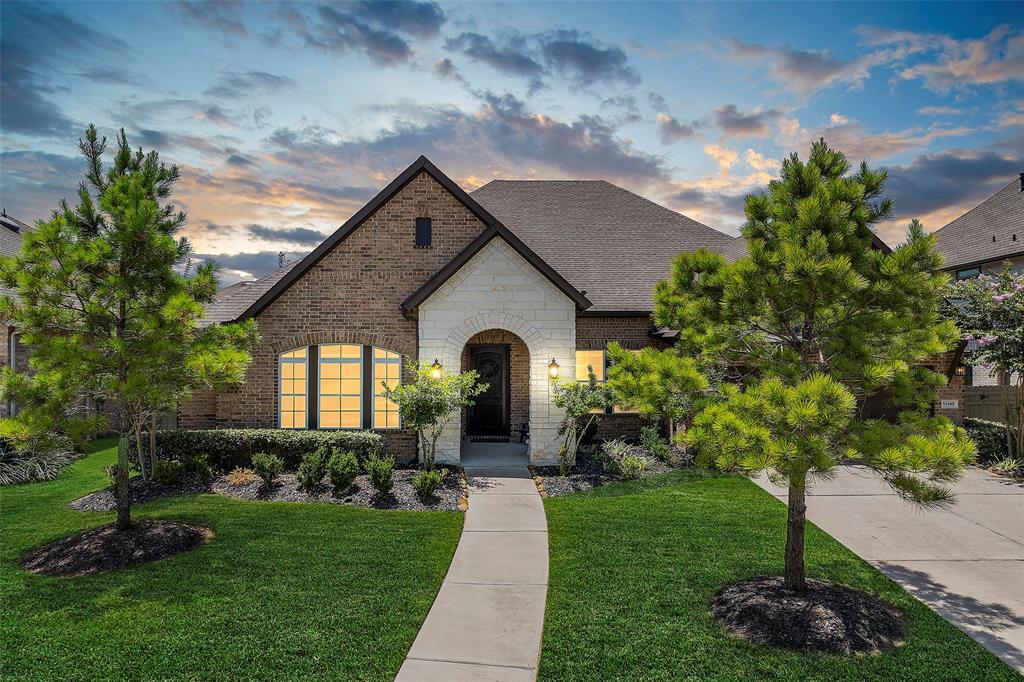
[366,453,394,495]
[0,432,74,486]
[990,458,1023,477]
[552,371,610,474]
[964,417,1018,464]
[327,450,359,494]
[296,448,328,490]
[619,453,648,480]
[152,459,185,485]
[412,469,443,501]
[189,453,214,485]
[640,425,670,461]
[252,452,283,488]
[596,438,633,475]
[154,428,383,471]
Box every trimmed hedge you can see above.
[964,417,1018,464]
[155,429,384,472]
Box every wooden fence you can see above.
[964,386,1021,423]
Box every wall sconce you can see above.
[548,358,560,380]
[954,364,966,377]
[430,359,443,379]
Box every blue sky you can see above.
[2,1,1022,283]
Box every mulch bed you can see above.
[21,520,212,577]
[69,475,209,512]
[710,576,906,655]
[211,467,464,512]
[532,445,684,498]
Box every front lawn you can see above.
[540,470,1016,681]
[0,438,462,680]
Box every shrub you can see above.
[152,459,185,484]
[153,428,383,471]
[0,428,74,486]
[412,469,443,501]
[327,450,359,494]
[596,438,632,474]
[189,453,214,485]
[252,452,283,487]
[640,425,670,461]
[619,453,648,480]
[227,467,258,486]
[964,417,1019,464]
[990,458,1023,477]
[366,453,394,495]
[296,448,328,490]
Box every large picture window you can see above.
[319,344,362,429]
[373,348,401,429]
[279,348,308,429]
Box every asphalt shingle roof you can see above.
[202,261,301,324]
[470,180,735,311]
[932,176,1024,271]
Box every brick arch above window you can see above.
[270,331,414,359]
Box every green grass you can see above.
[0,438,462,681]
[540,469,1016,681]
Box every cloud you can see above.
[858,24,1024,94]
[197,105,235,127]
[917,105,964,116]
[714,104,782,137]
[193,251,308,282]
[433,58,465,83]
[656,112,698,143]
[77,66,152,87]
[727,39,878,96]
[0,151,83,223]
[540,29,639,86]
[704,143,739,172]
[776,113,972,162]
[0,4,127,138]
[297,1,446,65]
[745,149,780,173]
[204,69,297,98]
[445,32,544,78]
[226,153,257,168]
[995,99,1024,129]
[174,0,246,36]
[246,224,326,246]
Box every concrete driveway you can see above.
[754,466,1024,673]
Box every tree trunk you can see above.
[134,418,147,481]
[149,414,158,475]
[115,431,132,530]
[784,471,807,594]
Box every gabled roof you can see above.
[0,211,30,259]
[932,175,1024,271]
[401,222,592,313]
[234,155,501,321]
[470,180,736,311]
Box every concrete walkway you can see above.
[754,466,1024,673]
[396,442,548,682]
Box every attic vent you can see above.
[415,217,432,248]
[992,236,996,243]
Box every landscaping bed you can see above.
[70,466,466,513]
[532,442,687,497]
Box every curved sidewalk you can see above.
[396,444,548,682]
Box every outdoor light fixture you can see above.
[430,359,443,379]
[548,358,560,379]
[955,364,966,376]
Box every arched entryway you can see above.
[460,329,531,442]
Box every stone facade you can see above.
[418,237,576,465]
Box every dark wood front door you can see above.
[468,345,509,439]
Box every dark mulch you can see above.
[69,475,209,512]
[212,468,464,512]
[710,576,906,655]
[21,520,212,577]
[534,445,682,498]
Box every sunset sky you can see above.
[2,1,1022,283]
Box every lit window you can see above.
[319,344,362,429]
[279,348,308,429]
[575,350,606,383]
[373,348,401,429]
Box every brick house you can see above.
[181,156,732,464]
[1,211,31,418]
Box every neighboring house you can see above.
[1,211,31,417]
[180,156,735,464]
[934,173,1024,400]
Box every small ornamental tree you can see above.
[552,370,609,474]
[656,139,976,594]
[0,125,257,530]
[605,342,711,440]
[944,266,1024,456]
[382,362,486,470]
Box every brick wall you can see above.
[1,326,32,417]
[930,351,965,424]
[178,170,487,461]
[460,329,531,439]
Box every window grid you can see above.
[373,348,402,429]
[319,344,362,430]
[576,349,606,414]
[279,348,308,429]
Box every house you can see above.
[933,173,1023,404]
[180,156,735,465]
[1,210,31,417]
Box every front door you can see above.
[467,345,509,439]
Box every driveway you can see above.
[755,466,1024,673]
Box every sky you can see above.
[1,1,1022,284]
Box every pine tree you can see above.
[655,139,976,593]
[0,125,257,530]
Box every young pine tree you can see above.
[655,139,975,593]
[0,125,257,530]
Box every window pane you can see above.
[320,344,341,359]
[279,348,308,430]
[576,350,605,382]
[319,346,362,429]
[341,412,361,429]
[341,344,361,359]
[372,348,401,430]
